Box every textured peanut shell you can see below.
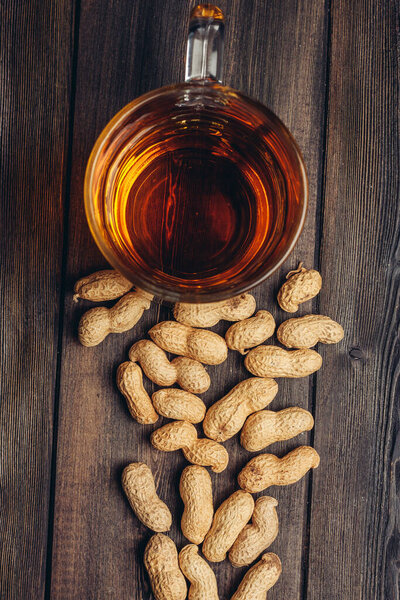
[277,265,322,312]
[121,463,171,532]
[129,340,210,393]
[183,438,229,473]
[241,407,314,452]
[203,377,278,442]
[144,534,187,600]
[202,490,254,562]
[231,553,282,600]
[151,421,229,473]
[229,497,279,567]
[73,269,133,302]
[173,293,256,327]
[238,446,320,493]
[245,345,322,378]
[116,362,158,424]
[78,289,153,346]
[179,545,219,600]
[180,466,214,544]
[225,310,276,354]
[172,357,211,394]
[151,421,198,451]
[277,314,344,348]
[149,321,228,365]
[153,389,206,424]
[129,340,177,386]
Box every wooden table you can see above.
[1,1,399,598]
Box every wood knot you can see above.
[349,347,365,360]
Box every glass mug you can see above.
[85,4,307,303]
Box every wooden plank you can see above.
[306,0,400,598]
[0,2,74,599]
[50,1,328,598]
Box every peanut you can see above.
[151,421,229,473]
[144,534,187,600]
[231,553,282,600]
[173,293,256,327]
[277,314,344,348]
[241,407,314,452]
[116,362,158,424]
[149,321,228,365]
[225,310,275,354]
[203,378,278,442]
[238,446,320,493]
[229,497,279,567]
[129,340,210,394]
[180,466,213,544]
[245,345,322,378]
[73,269,133,302]
[153,389,206,424]
[78,289,153,346]
[179,544,219,600]
[202,490,254,562]
[121,463,171,532]
[277,263,322,312]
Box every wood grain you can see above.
[306,0,400,598]
[49,1,328,599]
[1,0,399,599]
[0,2,74,599]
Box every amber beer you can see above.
[85,6,307,302]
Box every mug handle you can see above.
[185,4,224,83]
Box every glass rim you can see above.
[84,82,308,303]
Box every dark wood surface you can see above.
[0,1,398,598]
[0,2,74,598]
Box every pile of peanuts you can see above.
[74,264,343,599]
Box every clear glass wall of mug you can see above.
[85,5,307,302]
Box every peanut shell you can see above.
[277,264,322,312]
[202,490,254,562]
[245,345,322,378]
[153,389,206,424]
[238,446,320,493]
[149,321,228,365]
[116,362,158,424]
[121,463,171,532]
[180,466,214,544]
[203,377,278,442]
[78,289,153,346]
[277,314,344,348]
[231,552,282,600]
[73,269,133,302]
[151,421,229,473]
[241,407,314,452]
[129,340,210,394]
[174,293,256,327]
[179,545,219,600]
[229,496,279,567]
[144,534,187,600]
[225,310,275,354]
